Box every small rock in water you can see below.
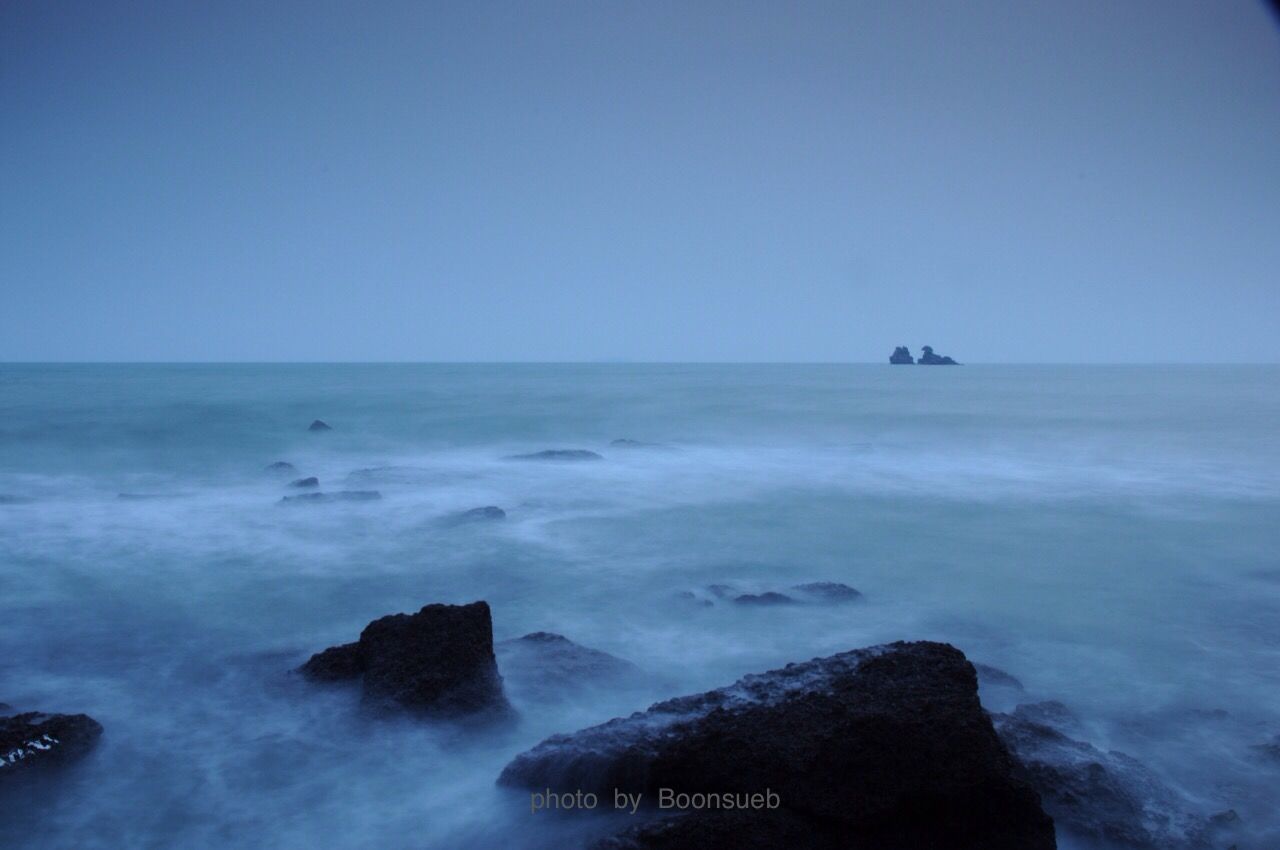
[791,581,862,602]
[289,477,320,488]
[496,632,643,701]
[299,601,511,719]
[448,506,506,524]
[506,449,603,461]
[0,711,103,781]
[610,438,662,448]
[308,419,332,432]
[733,591,796,606]
[265,461,297,473]
[917,344,960,365]
[889,345,915,364]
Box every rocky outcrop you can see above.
[265,461,297,473]
[732,591,795,606]
[496,632,643,701]
[507,449,603,462]
[449,506,506,523]
[790,581,863,602]
[685,582,862,608]
[890,346,914,364]
[993,702,1213,849]
[279,490,381,504]
[299,601,511,719]
[918,345,959,365]
[499,641,1055,850]
[289,477,319,488]
[308,419,332,431]
[1,712,103,781]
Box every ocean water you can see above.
[1,363,1277,849]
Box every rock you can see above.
[299,601,511,719]
[506,449,603,461]
[448,506,506,524]
[279,490,382,504]
[993,701,1211,849]
[610,439,662,448]
[308,419,332,432]
[1250,734,1280,763]
[0,712,103,780]
[733,592,795,606]
[918,345,959,365]
[890,346,915,364]
[265,461,297,474]
[499,641,1055,850]
[790,582,862,602]
[0,495,35,505]
[974,663,1025,692]
[289,477,320,488]
[496,632,643,701]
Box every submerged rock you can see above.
[279,490,381,504]
[889,345,915,364]
[918,345,959,365]
[993,701,1212,849]
[790,581,862,602]
[0,712,103,781]
[289,477,320,489]
[308,419,332,432]
[447,506,506,524]
[499,641,1054,850]
[299,601,511,719]
[610,438,664,448]
[496,632,643,701]
[265,461,297,474]
[0,495,35,505]
[732,591,795,606]
[506,449,603,462]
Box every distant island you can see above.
[889,345,959,365]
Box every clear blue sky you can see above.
[2,1,1278,362]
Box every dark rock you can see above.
[974,663,1025,692]
[265,461,297,474]
[918,345,959,365]
[299,601,510,718]
[890,346,915,365]
[506,449,603,461]
[289,477,320,489]
[610,439,661,448]
[1250,734,1280,763]
[499,641,1055,850]
[993,702,1210,848]
[790,581,862,602]
[733,592,795,606]
[308,419,332,431]
[706,584,736,599]
[448,506,506,524]
[0,712,103,780]
[279,490,382,504]
[497,632,643,701]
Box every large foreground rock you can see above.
[299,601,511,719]
[1,712,103,781]
[499,641,1055,850]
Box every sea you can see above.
[1,363,1277,849]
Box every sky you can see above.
[2,1,1278,362]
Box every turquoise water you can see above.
[1,364,1278,848]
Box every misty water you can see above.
[1,363,1278,849]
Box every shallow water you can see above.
[1,363,1278,849]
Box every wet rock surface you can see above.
[993,701,1216,849]
[496,632,644,701]
[308,419,332,431]
[500,641,1054,850]
[300,601,511,719]
[289,476,319,488]
[507,449,603,461]
[0,712,103,781]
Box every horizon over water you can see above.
[1,363,1278,849]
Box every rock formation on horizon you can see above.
[918,345,959,365]
[889,345,914,364]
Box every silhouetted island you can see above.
[889,345,959,365]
